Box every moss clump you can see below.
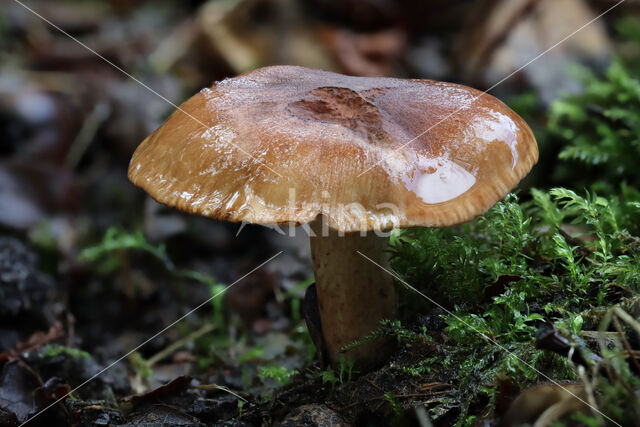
[41,344,92,360]
[387,188,640,423]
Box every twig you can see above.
[193,384,247,402]
[365,378,384,392]
[147,323,215,366]
[577,365,602,424]
[598,310,620,382]
[420,382,451,391]
[612,315,640,374]
[614,307,640,337]
[580,330,618,339]
[64,102,110,169]
[338,390,456,412]
[596,310,636,395]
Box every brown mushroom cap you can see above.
[128,65,537,232]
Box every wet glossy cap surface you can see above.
[128,66,538,231]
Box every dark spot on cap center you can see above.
[287,86,390,144]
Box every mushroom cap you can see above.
[128,66,538,232]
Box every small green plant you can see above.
[79,228,228,327]
[40,344,91,360]
[384,392,401,416]
[258,365,296,386]
[237,400,246,419]
[129,352,153,383]
[318,356,356,391]
[336,356,355,383]
[555,313,584,336]
[79,227,174,271]
[402,357,437,377]
[65,391,80,401]
[320,367,338,389]
[237,347,265,364]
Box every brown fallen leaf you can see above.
[121,375,193,407]
[0,322,65,364]
[0,360,43,423]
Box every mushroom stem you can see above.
[309,217,396,370]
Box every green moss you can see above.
[550,59,640,192]
[389,187,640,424]
[40,344,92,360]
[258,365,296,386]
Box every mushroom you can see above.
[128,66,538,370]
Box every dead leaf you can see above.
[0,323,64,364]
[121,376,193,407]
[0,360,43,423]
